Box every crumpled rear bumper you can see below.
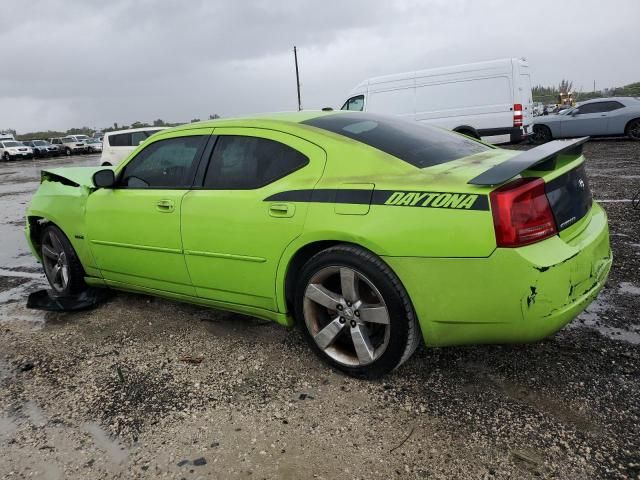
[383,202,612,347]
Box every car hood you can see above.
[41,167,109,187]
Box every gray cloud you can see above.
[1,0,638,131]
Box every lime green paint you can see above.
[26,111,612,342]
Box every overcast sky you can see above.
[1,0,638,132]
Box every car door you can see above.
[86,129,212,295]
[181,128,326,311]
[560,101,618,137]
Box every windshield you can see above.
[2,141,21,147]
[302,113,490,168]
[33,140,47,146]
[75,135,89,140]
[87,138,99,143]
[558,108,574,115]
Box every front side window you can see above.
[341,95,365,112]
[203,135,309,189]
[577,103,603,114]
[131,131,147,145]
[119,136,207,188]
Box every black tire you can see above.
[3,152,9,162]
[625,119,640,141]
[295,244,420,379]
[531,124,552,144]
[101,161,113,167]
[65,147,72,156]
[40,224,86,295]
[456,129,480,140]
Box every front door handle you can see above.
[156,199,175,213]
[269,203,295,218]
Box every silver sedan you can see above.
[532,97,640,143]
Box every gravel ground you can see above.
[0,143,638,480]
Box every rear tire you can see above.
[65,147,71,156]
[40,224,86,296]
[625,119,640,141]
[3,153,9,162]
[455,129,480,140]
[295,244,420,379]
[531,124,552,144]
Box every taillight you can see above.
[490,177,557,247]
[513,103,523,127]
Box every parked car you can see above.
[1,140,33,160]
[85,138,103,153]
[100,127,167,166]
[26,112,611,378]
[0,132,16,142]
[531,97,640,143]
[340,58,533,144]
[22,140,59,157]
[49,137,86,156]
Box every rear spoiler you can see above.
[468,137,589,186]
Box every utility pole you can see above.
[293,46,302,111]
[593,80,596,93]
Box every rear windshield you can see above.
[302,113,490,168]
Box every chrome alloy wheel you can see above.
[42,229,70,293]
[303,266,391,366]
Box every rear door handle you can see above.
[156,199,175,213]
[269,203,295,218]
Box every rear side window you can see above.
[302,113,490,168]
[119,136,207,188]
[203,136,309,189]
[108,133,130,147]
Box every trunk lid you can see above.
[544,163,592,232]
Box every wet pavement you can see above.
[0,144,638,479]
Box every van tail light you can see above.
[513,103,523,127]
[490,177,557,247]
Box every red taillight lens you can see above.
[513,103,523,127]
[490,177,557,247]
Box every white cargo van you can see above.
[99,127,167,166]
[341,58,533,144]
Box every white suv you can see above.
[50,136,86,156]
[100,127,167,166]
[1,140,33,161]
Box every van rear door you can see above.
[515,61,533,131]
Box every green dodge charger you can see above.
[25,112,612,378]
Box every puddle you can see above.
[618,282,640,295]
[573,293,640,344]
[0,415,18,442]
[84,422,129,465]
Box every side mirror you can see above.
[92,169,115,189]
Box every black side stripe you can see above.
[264,189,489,211]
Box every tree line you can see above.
[533,80,640,104]
[5,114,221,141]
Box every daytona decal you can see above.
[265,189,489,211]
[381,191,482,210]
